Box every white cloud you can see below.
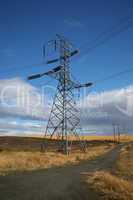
[0,77,52,136]
[0,77,50,120]
[0,118,45,136]
[0,78,133,136]
[80,85,133,134]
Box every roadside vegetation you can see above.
[85,143,133,200]
[0,144,111,175]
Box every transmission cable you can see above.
[78,14,133,57]
[93,66,133,85]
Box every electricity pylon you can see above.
[112,123,121,143]
[28,35,93,154]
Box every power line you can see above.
[79,14,133,57]
[1,14,133,79]
[0,62,46,77]
[94,66,133,84]
[80,14,133,49]
[0,14,133,89]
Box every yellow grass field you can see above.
[25,134,133,142]
[80,135,133,142]
[0,144,112,175]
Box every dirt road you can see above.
[0,144,124,200]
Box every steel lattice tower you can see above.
[28,35,93,154]
[45,36,80,153]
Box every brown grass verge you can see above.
[114,143,133,179]
[0,145,111,175]
[84,143,133,200]
[86,171,133,200]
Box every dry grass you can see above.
[114,143,133,179]
[0,145,110,175]
[82,135,133,142]
[84,143,133,200]
[86,171,133,200]
[46,135,133,142]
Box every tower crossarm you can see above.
[46,50,79,64]
[28,65,63,80]
[74,82,93,89]
[68,81,93,90]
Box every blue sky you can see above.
[0,0,133,135]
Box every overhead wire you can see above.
[78,14,133,57]
[0,62,46,77]
[93,66,133,85]
[73,14,133,87]
[80,14,133,48]
[0,15,132,78]
[0,14,133,89]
